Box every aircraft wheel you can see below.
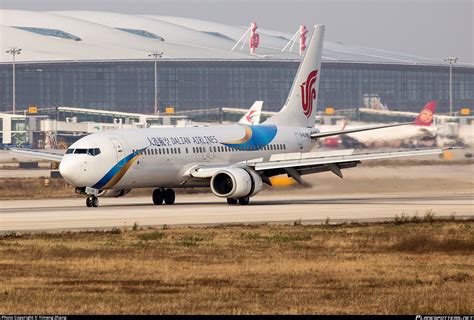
[227,198,238,205]
[86,195,98,207]
[163,189,175,205]
[152,189,163,205]
[91,196,99,207]
[238,197,250,205]
[86,196,92,207]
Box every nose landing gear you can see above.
[86,195,99,207]
[153,188,175,205]
[226,197,250,205]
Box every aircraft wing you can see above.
[311,122,412,139]
[8,148,64,162]
[190,147,453,183]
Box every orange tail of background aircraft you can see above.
[414,101,436,126]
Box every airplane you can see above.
[10,25,453,208]
[239,101,263,125]
[320,101,438,149]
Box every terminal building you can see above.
[1,10,473,116]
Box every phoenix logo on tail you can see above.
[245,110,257,123]
[414,101,436,126]
[301,70,318,118]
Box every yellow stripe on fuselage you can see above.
[223,125,253,144]
[102,153,141,189]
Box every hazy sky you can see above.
[1,0,472,63]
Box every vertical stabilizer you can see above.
[265,25,325,128]
[239,101,263,125]
[414,101,436,126]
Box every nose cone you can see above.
[59,157,80,186]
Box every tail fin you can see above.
[414,101,436,126]
[239,101,263,125]
[265,25,325,128]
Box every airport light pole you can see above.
[6,47,22,114]
[444,56,458,116]
[148,51,163,115]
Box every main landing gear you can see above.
[86,195,99,207]
[153,188,175,205]
[227,197,250,205]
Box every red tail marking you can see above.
[300,70,318,118]
[245,110,256,123]
[415,101,436,126]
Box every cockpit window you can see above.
[71,148,101,156]
[87,148,101,156]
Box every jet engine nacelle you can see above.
[210,167,262,198]
[97,189,132,198]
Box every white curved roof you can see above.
[51,11,238,52]
[1,9,470,67]
[0,9,252,61]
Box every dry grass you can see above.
[0,221,473,314]
[0,178,75,199]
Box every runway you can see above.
[1,192,472,233]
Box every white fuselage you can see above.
[59,124,314,190]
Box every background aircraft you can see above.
[320,101,438,149]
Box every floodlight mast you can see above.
[6,47,22,114]
[444,56,458,116]
[148,51,163,115]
